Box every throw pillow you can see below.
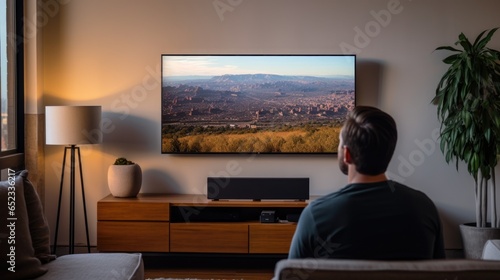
[19,170,56,263]
[0,170,47,280]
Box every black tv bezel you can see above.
[161,54,356,155]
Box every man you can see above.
[288,106,445,260]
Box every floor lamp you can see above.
[45,106,102,255]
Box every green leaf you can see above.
[443,54,461,64]
[465,111,471,127]
[472,29,489,47]
[436,46,462,52]
[485,128,491,142]
[458,33,473,53]
[475,28,499,50]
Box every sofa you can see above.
[274,240,500,280]
[275,238,500,279]
[274,258,500,279]
[0,170,144,280]
[36,253,143,280]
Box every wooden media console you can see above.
[97,194,311,254]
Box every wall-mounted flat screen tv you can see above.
[161,54,355,154]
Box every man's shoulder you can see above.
[390,180,437,206]
[311,181,433,206]
[308,186,354,210]
[391,181,432,197]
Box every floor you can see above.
[143,254,280,280]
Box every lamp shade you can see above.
[45,106,102,145]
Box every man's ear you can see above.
[344,146,353,164]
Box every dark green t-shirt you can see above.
[288,180,445,260]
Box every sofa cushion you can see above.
[19,170,56,263]
[274,259,500,280]
[0,170,47,280]
[37,253,144,280]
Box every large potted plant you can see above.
[433,28,500,259]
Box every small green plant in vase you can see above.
[114,157,135,165]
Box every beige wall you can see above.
[39,0,500,248]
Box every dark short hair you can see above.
[341,106,397,175]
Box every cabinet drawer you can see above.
[170,223,248,253]
[97,221,169,252]
[98,201,169,221]
[249,223,296,253]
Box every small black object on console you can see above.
[260,210,277,223]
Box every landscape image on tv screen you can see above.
[161,55,355,154]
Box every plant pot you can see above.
[107,164,142,198]
[459,223,500,259]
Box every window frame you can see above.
[0,0,24,170]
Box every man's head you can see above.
[338,106,397,176]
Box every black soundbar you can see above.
[207,177,309,201]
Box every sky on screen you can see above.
[162,55,355,78]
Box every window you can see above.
[0,0,24,175]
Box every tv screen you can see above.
[161,54,355,154]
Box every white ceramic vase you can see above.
[107,164,142,198]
